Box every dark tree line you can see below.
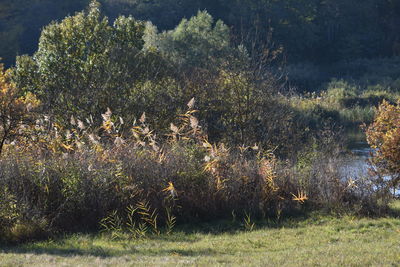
[1,0,400,67]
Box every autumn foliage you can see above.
[366,100,400,190]
[0,64,39,156]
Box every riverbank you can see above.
[1,202,399,266]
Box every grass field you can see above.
[1,206,400,267]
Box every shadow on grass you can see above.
[2,201,399,259]
[150,248,221,257]
[0,209,338,259]
[388,199,400,218]
[169,209,319,236]
[1,241,222,258]
[1,245,114,258]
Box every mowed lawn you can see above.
[1,213,399,267]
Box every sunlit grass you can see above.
[1,209,399,266]
[289,84,400,129]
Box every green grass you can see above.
[1,209,400,267]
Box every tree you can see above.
[0,63,39,156]
[14,0,151,123]
[149,11,235,72]
[366,100,400,194]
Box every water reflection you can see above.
[341,142,372,178]
[342,142,399,196]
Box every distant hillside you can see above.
[1,0,400,66]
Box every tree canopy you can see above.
[13,1,149,121]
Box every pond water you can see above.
[342,139,399,196]
[341,141,372,178]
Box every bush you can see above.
[366,100,400,194]
[10,2,308,157]
[0,63,39,156]
[0,101,385,243]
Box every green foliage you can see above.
[149,10,236,71]
[243,212,255,231]
[9,4,301,155]
[5,1,397,157]
[165,207,176,235]
[100,201,164,239]
[13,1,152,122]
[288,72,400,130]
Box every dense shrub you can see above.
[0,106,286,241]
[366,100,400,194]
[10,2,309,158]
[0,102,386,243]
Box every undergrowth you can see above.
[0,99,392,244]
